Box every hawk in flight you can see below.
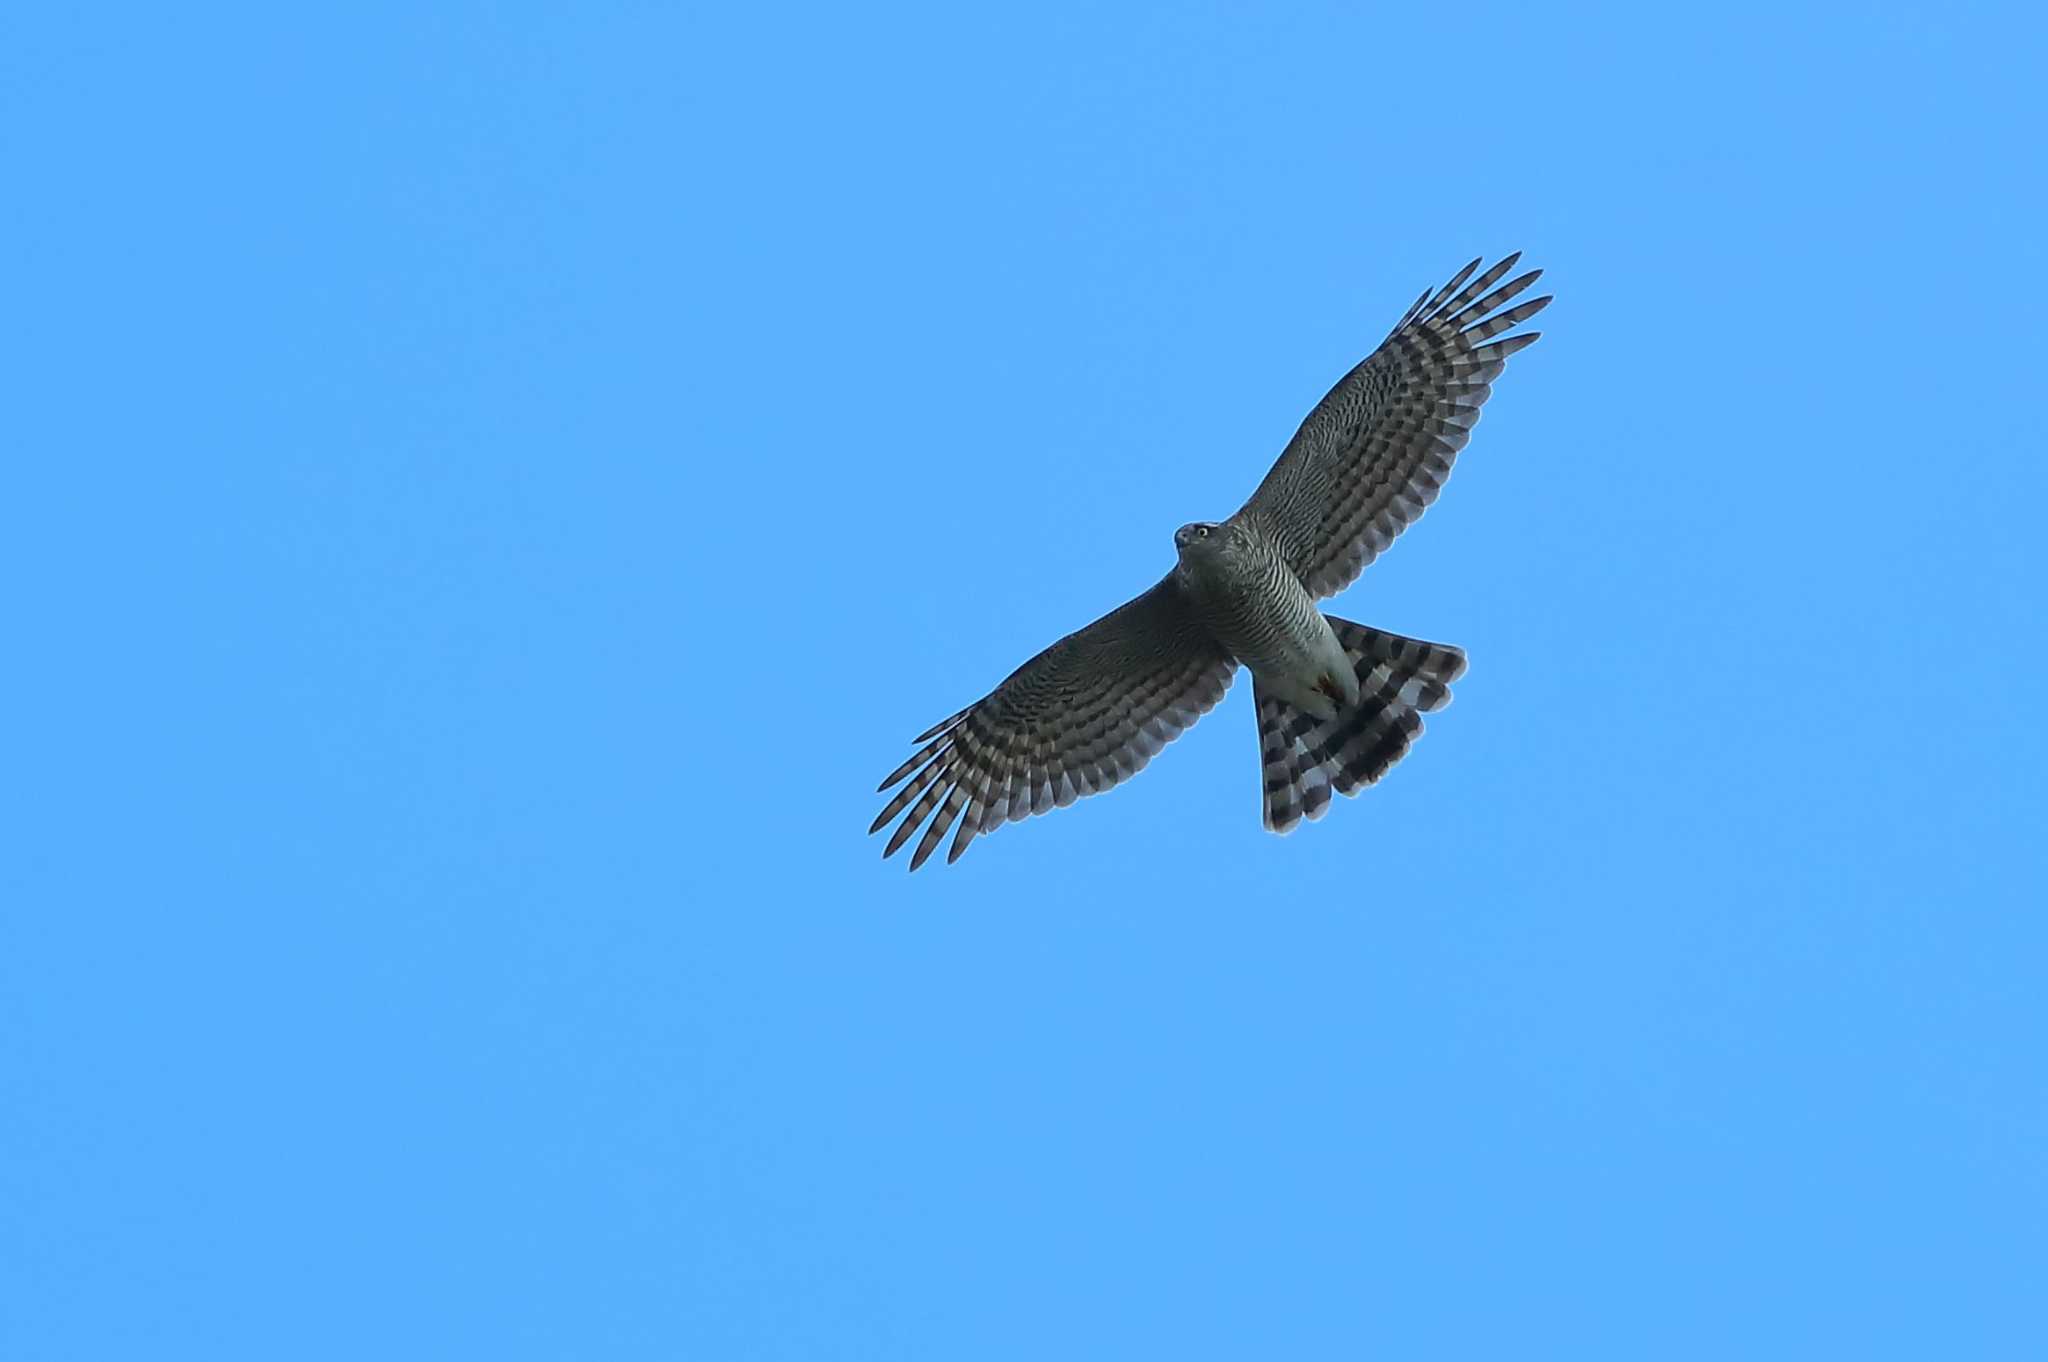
[873,255,1549,869]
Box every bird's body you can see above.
[1173,520,1355,720]
[873,254,1550,869]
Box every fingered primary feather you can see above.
[871,576,1236,870]
[1239,253,1549,598]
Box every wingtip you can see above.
[882,814,919,859]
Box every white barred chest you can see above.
[1175,527,1355,715]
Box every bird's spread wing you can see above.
[1239,254,1549,598]
[872,577,1235,869]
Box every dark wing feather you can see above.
[1238,254,1549,598]
[872,576,1236,870]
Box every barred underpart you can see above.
[1255,618,1467,834]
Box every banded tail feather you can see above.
[1255,618,1467,834]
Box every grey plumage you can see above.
[1239,253,1548,597]
[1254,623,1468,835]
[871,580,1235,870]
[874,254,1549,869]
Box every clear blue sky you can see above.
[5,4,2044,1358]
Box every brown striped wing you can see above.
[872,576,1236,870]
[1240,254,1549,599]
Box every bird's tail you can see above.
[1253,619,1467,833]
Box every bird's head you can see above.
[1173,521,1224,558]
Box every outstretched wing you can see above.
[1239,254,1550,598]
[872,577,1236,870]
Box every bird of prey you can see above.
[873,254,1548,869]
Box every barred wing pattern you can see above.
[1241,254,1550,598]
[872,578,1236,870]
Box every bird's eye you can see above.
[1196,526,1210,539]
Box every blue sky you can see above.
[4,3,2044,1357]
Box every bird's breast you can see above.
[1182,539,1352,715]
